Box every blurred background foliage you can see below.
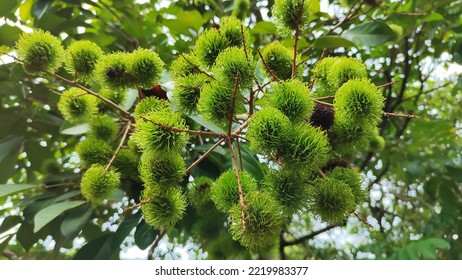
[0,0,461,259]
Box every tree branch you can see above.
[147,227,166,260]
[281,223,344,247]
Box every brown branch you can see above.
[147,227,166,260]
[227,139,247,232]
[314,95,335,101]
[377,80,398,88]
[228,73,241,136]
[231,119,249,136]
[180,54,215,80]
[383,112,420,119]
[308,48,327,88]
[353,212,373,228]
[313,99,334,107]
[258,49,279,81]
[240,24,249,61]
[281,223,344,247]
[292,0,306,78]
[104,121,131,173]
[317,168,327,178]
[236,139,244,171]
[185,138,225,174]
[45,71,134,121]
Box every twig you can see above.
[236,139,244,171]
[317,169,327,178]
[147,228,166,260]
[281,223,344,247]
[383,112,420,119]
[353,212,374,228]
[228,74,241,136]
[292,0,306,78]
[257,49,280,81]
[313,99,334,107]
[186,138,225,174]
[314,95,335,101]
[227,139,247,232]
[240,24,249,61]
[377,80,398,88]
[45,71,134,121]
[104,121,131,173]
[180,54,215,80]
[123,199,150,212]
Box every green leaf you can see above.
[342,21,397,47]
[60,203,93,238]
[73,233,115,260]
[0,235,13,252]
[135,219,158,250]
[0,0,18,18]
[0,25,22,47]
[423,12,444,22]
[112,212,141,250]
[177,10,204,31]
[0,135,23,162]
[251,22,277,34]
[59,121,89,135]
[0,184,41,198]
[189,114,226,134]
[425,237,451,250]
[20,0,34,22]
[33,200,86,233]
[0,215,22,234]
[33,0,53,20]
[314,36,356,49]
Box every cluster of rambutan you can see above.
[14,0,387,251]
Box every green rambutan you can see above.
[128,48,165,89]
[16,29,64,74]
[139,153,186,189]
[80,164,121,204]
[229,191,283,249]
[65,40,103,81]
[57,88,98,122]
[141,187,187,229]
[76,138,113,169]
[268,79,314,123]
[309,177,355,224]
[210,169,258,213]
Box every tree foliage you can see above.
[0,0,461,260]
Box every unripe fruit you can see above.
[272,0,311,34]
[170,52,201,79]
[195,29,229,67]
[80,164,121,204]
[113,149,140,181]
[197,81,245,124]
[65,40,103,81]
[88,115,119,142]
[268,79,314,123]
[173,74,208,115]
[328,57,368,92]
[369,134,386,153]
[328,167,365,206]
[246,107,292,157]
[313,57,337,97]
[141,187,187,229]
[188,176,215,211]
[131,111,189,156]
[133,96,171,118]
[16,29,64,74]
[334,78,384,127]
[260,42,293,80]
[128,48,165,89]
[213,47,254,89]
[263,169,310,214]
[309,178,355,224]
[283,124,331,169]
[220,17,249,48]
[139,153,186,190]
[57,88,98,122]
[229,191,283,249]
[210,169,258,213]
[76,138,113,169]
[95,52,131,89]
[99,88,127,108]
